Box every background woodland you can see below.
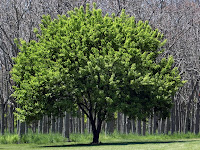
[0,0,200,138]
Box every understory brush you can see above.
[1,131,200,144]
[0,133,65,144]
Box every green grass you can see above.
[0,139,200,150]
[1,132,200,149]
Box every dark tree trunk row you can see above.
[1,103,200,141]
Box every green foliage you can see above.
[11,4,184,123]
[0,133,65,144]
[0,134,19,144]
[1,132,200,145]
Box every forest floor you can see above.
[1,138,200,150]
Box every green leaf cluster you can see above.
[11,4,185,122]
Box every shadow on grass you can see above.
[41,140,197,148]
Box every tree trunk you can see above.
[55,117,58,133]
[42,116,47,134]
[51,115,56,133]
[171,105,175,134]
[5,104,7,133]
[148,117,152,134]
[63,112,70,141]
[0,118,1,133]
[92,129,100,144]
[165,117,170,134]
[117,113,123,133]
[81,112,85,133]
[58,116,63,134]
[1,103,5,135]
[142,120,146,136]
[137,119,141,135]
[153,115,157,134]
[161,118,165,134]
[75,117,78,133]
[191,104,195,133]
[132,119,136,133]
[90,118,102,144]
[17,119,20,134]
[106,120,115,134]
[32,122,36,133]
[25,122,28,134]
[71,117,75,133]
[127,118,131,134]
[123,114,127,134]
[18,121,25,137]
[9,105,14,134]
[38,119,42,134]
[195,102,200,134]
[175,102,179,133]
[87,118,91,133]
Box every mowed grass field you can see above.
[1,139,200,150]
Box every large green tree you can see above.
[11,4,184,144]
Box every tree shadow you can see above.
[41,140,197,148]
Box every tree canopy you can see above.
[11,4,185,143]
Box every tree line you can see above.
[0,0,200,142]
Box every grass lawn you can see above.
[1,138,200,150]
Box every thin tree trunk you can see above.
[38,119,42,134]
[137,119,141,135]
[55,117,58,133]
[32,122,36,133]
[175,102,179,133]
[178,103,182,133]
[1,103,5,135]
[117,113,123,133]
[106,120,115,134]
[171,105,175,134]
[142,120,146,136]
[191,104,195,133]
[158,119,161,134]
[121,113,124,133]
[47,116,50,134]
[0,117,1,133]
[148,117,152,134]
[58,116,63,134]
[63,112,70,141]
[42,116,47,134]
[87,118,91,133]
[9,105,14,134]
[127,118,131,134]
[165,117,170,134]
[195,103,200,134]
[161,118,165,134]
[18,121,25,137]
[153,115,157,134]
[81,112,85,133]
[51,115,55,133]
[17,119,20,134]
[181,104,186,133]
[124,114,127,134]
[5,104,7,133]
[25,122,28,134]
[75,117,78,133]
[78,116,81,133]
[132,119,136,134]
